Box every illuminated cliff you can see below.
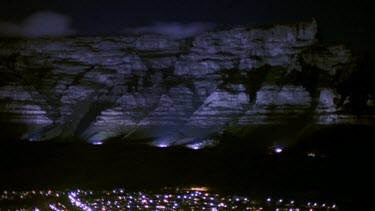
[0,20,373,143]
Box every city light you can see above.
[0,188,339,210]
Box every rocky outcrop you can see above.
[0,20,373,143]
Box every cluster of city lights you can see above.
[0,188,338,210]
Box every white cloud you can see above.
[124,22,215,38]
[0,11,74,37]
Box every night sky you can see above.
[0,0,374,54]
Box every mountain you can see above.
[0,20,373,144]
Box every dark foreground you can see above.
[0,125,372,210]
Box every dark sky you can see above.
[0,0,373,54]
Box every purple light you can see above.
[157,144,169,148]
[274,147,283,154]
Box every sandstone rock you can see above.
[187,86,249,126]
[255,85,311,106]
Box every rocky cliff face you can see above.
[0,20,373,144]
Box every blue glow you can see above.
[185,143,202,150]
[274,147,283,153]
[157,144,169,148]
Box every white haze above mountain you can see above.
[124,22,216,38]
[0,11,75,37]
[0,11,215,38]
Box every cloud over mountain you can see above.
[124,22,215,38]
[0,11,74,37]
